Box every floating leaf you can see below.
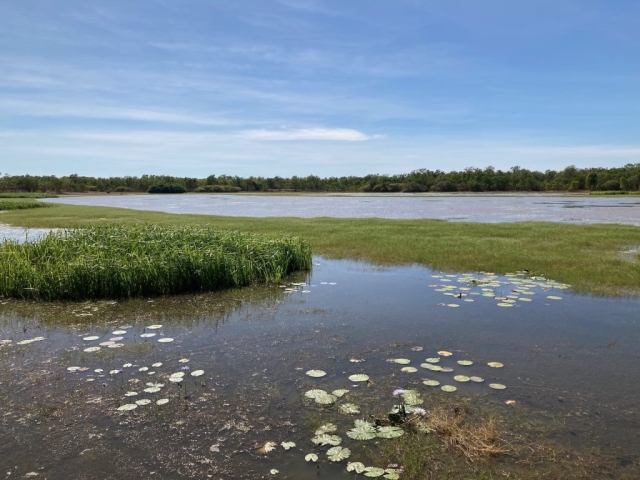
[423,379,440,387]
[312,434,341,446]
[139,367,149,372]
[376,426,404,439]
[437,350,453,357]
[67,366,81,372]
[487,362,504,368]
[469,376,484,383]
[156,398,169,405]
[314,392,338,405]
[306,369,326,378]
[305,453,318,462]
[489,383,506,390]
[315,423,337,435]
[147,325,162,330]
[327,446,351,462]
[441,385,457,392]
[332,389,350,398]
[497,303,513,307]
[339,403,360,414]
[348,374,369,382]
[158,338,174,343]
[457,360,473,366]
[547,296,562,300]
[364,467,386,477]
[123,363,132,368]
[447,304,460,308]
[143,387,161,393]
[178,358,190,363]
[384,470,400,480]
[112,330,127,335]
[151,362,162,367]
[270,469,279,475]
[83,336,99,341]
[401,367,417,373]
[402,390,423,405]
[170,372,185,378]
[305,389,328,400]
[347,462,366,473]
[411,346,424,351]
[84,347,101,353]
[124,392,138,397]
[117,404,137,411]
[454,375,470,382]
[440,367,454,372]
[281,441,296,450]
[135,399,151,405]
[140,333,156,338]
[390,358,411,364]
[191,370,204,377]
[425,357,440,364]
[347,426,377,441]
[259,441,277,453]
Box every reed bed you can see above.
[0,224,312,300]
[0,200,54,210]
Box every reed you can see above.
[0,224,311,300]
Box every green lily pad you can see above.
[400,367,417,373]
[327,446,351,462]
[376,426,404,439]
[457,360,473,366]
[423,379,440,387]
[441,385,457,392]
[346,462,366,473]
[348,374,369,382]
[306,370,326,378]
[312,434,342,446]
[425,357,440,364]
[305,453,318,462]
[390,358,411,364]
[364,467,386,477]
[453,375,470,382]
[487,362,504,368]
[281,441,296,450]
[156,398,169,405]
[117,404,137,411]
[489,383,507,390]
[332,389,350,397]
[339,403,360,414]
[315,423,337,435]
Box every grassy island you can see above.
[0,224,311,300]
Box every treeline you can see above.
[1,164,639,194]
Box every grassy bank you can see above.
[0,224,311,300]
[2,203,639,296]
[0,199,55,210]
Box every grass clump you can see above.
[0,193,58,199]
[0,200,54,210]
[0,224,311,300]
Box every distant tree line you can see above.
[1,164,639,194]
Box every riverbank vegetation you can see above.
[3,204,639,296]
[0,224,311,300]
[2,163,639,194]
[0,199,55,211]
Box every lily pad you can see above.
[305,389,328,400]
[143,387,161,393]
[457,360,473,366]
[84,347,101,353]
[339,403,360,414]
[147,325,162,330]
[547,296,563,300]
[312,434,342,446]
[441,385,457,392]
[117,404,137,411]
[124,392,138,397]
[347,462,366,473]
[112,330,127,335]
[327,446,351,462]
[437,350,453,357]
[425,357,440,364]
[364,467,386,477]
[305,453,319,462]
[489,383,507,390]
[314,392,338,405]
[306,369,326,378]
[348,374,369,382]
[156,398,169,405]
[259,441,277,453]
[158,338,174,343]
[83,336,100,341]
[423,379,440,387]
[454,375,470,382]
[332,389,350,397]
[151,362,162,367]
[315,423,337,435]
[390,358,411,364]
[470,376,484,383]
[281,441,296,450]
[140,333,156,338]
[400,366,417,373]
[135,399,151,405]
[376,426,404,439]
[191,370,204,377]
[488,362,504,368]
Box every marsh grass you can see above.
[0,199,54,210]
[4,203,639,295]
[0,224,311,300]
[0,193,58,199]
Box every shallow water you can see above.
[1,258,638,478]
[44,193,640,224]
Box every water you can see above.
[1,258,639,478]
[43,193,640,224]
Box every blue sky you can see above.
[1,0,639,177]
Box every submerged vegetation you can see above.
[0,224,311,300]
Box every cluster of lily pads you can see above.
[65,353,203,412]
[388,351,506,392]
[428,271,569,308]
[80,324,174,353]
[279,280,337,294]
[0,336,45,347]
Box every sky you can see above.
[0,0,639,178]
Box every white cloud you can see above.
[239,128,370,141]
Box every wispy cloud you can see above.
[240,128,371,141]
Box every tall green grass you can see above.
[0,193,58,199]
[0,200,54,210]
[0,224,311,300]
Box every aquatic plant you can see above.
[0,224,312,300]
